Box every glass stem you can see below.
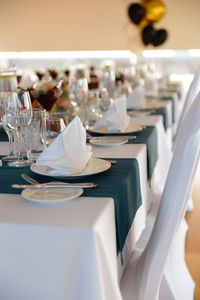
[8,132,15,156]
[16,130,24,161]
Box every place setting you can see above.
[85,94,158,181]
[125,85,171,131]
[126,85,158,118]
[8,116,113,204]
[87,94,144,137]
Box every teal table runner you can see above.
[151,106,171,130]
[88,126,158,181]
[168,86,182,100]
[128,126,158,181]
[0,157,142,255]
[160,94,177,124]
[128,107,170,131]
[0,129,8,141]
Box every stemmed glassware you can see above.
[71,78,88,126]
[2,91,32,167]
[0,93,18,161]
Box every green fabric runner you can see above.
[128,106,170,130]
[168,86,182,100]
[0,129,8,141]
[160,94,177,124]
[88,126,158,181]
[128,126,158,180]
[161,84,183,101]
[0,157,142,255]
[150,107,171,130]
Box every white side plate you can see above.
[90,136,128,147]
[22,187,83,204]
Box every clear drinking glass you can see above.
[3,91,32,167]
[49,111,68,125]
[27,108,46,161]
[0,93,18,161]
[1,119,18,161]
[46,118,65,145]
[0,67,17,92]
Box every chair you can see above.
[120,92,200,300]
[174,70,200,211]
[173,69,200,150]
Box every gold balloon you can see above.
[142,0,166,23]
[139,18,149,31]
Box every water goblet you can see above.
[0,93,18,161]
[3,91,32,167]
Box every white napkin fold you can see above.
[36,116,92,176]
[127,85,146,109]
[145,79,159,97]
[159,74,169,90]
[94,95,130,132]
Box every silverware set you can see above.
[12,173,97,189]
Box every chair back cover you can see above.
[132,92,200,300]
[174,69,200,148]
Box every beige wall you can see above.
[0,0,199,52]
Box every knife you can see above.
[12,182,97,189]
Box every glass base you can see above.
[2,155,18,162]
[8,159,32,167]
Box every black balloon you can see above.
[128,3,146,25]
[152,29,168,46]
[142,25,156,45]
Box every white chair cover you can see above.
[174,70,200,210]
[174,69,200,149]
[120,92,200,300]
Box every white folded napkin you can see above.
[36,116,92,176]
[145,79,159,97]
[159,74,169,90]
[127,85,146,109]
[94,95,130,132]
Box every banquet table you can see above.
[0,114,171,300]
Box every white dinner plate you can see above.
[22,187,83,204]
[90,136,128,147]
[30,157,111,179]
[88,122,143,135]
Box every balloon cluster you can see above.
[128,0,168,47]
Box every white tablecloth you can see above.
[0,114,171,300]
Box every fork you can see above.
[21,173,39,185]
[21,173,71,186]
[20,173,97,188]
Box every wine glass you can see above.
[3,91,32,167]
[70,78,88,125]
[0,93,18,162]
